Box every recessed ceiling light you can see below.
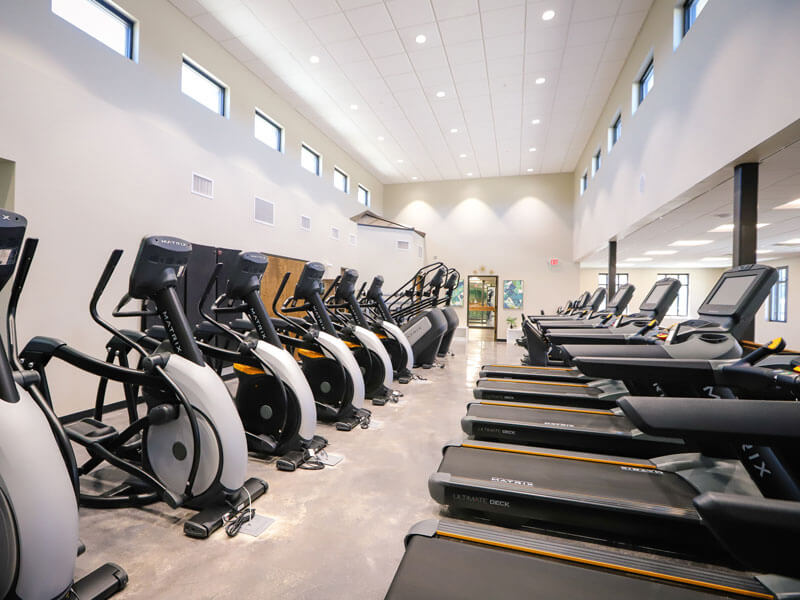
[450,128,458,133]
[466,172,473,176]
[542,9,555,21]
[775,198,800,210]
[459,153,467,158]
[436,91,446,98]
[531,119,540,125]
[757,249,773,254]
[700,257,730,262]
[397,159,404,163]
[526,168,533,172]
[412,176,418,180]
[528,147,536,152]
[778,238,800,245]
[415,34,427,44]
[377,136,384,141]
[644,250,678,255]
[707,223,769,233]
[535,77,546,85]
[349,104,358,110]
[627,257,652,262]
[669,239,713,246]
[309,55,320,64]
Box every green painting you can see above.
[451,281,464,306]
[503,279,524,309]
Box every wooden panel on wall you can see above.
[260,254,308,317]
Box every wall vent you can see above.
[418,245,423,258]
[254,197,274,226]
[331,226,340,240]
[300,215,312,231]
[397,240,410,251]
[349,234,357,246]
[192,173,213,198]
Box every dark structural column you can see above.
[608,240,617,299]
[733,162,759,340]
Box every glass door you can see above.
[467,275,497,331]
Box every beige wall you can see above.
[354,225,425,294]
[579,267,726,328]
[0,0,388,413]
[572,0,800,260]
[383,174,578,336]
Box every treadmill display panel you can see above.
[639,282,669,309]
[706,274,757,306]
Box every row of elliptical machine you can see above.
[1,209,128,599]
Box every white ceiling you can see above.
[581,138,800,269]
[169,0,653,183]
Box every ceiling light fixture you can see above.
[542,9,555,21]
[779,238,800,245]
[526,168,533,172]
[349,104,358,110]
[459,153,467,158]
[450,128,458,133]
[708,223,769,233]
[415,34,427,44]
[377,136,384,141]
[700,257,730,262]
[644,250,678,255]
[627,257,652,262]
[309,55,320,64]
[529,147,536,152]
[669,239,713,247]
[466,172,473,176]
[397,159,404,163]
[757,249,773,254]
[531,119,540,125]
[535,77,546,85]
[775,198,800,210]
[436,91,446,98]
[412,176,418,180]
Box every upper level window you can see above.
[638,60,654,106]
[301,144,321,176]
[181,59,226,116]
[767,266,788,322]
[597,273,629,311]
[609,115,622,150]
[255,110,283,152]
[580,172,588,195]
[52,0,134,59]
[357,185,370,207]
[684,0,709,34]
[334,168,349,193]
[591,149,602,177]
[658,273,689,317]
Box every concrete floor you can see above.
[74,328,517,599]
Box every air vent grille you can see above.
[418,246,423,258]
[300,215,312,231]
[192,173,213,198]
[331,226,340,240]
[254,197,274,225]
[349,234,357,246]
[397,240,410,251]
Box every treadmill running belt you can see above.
[468,404,629,435]
[440,446,698,513]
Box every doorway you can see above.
[467,275,497,337]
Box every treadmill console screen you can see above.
[706,273,758,307]
[640,283,668,309]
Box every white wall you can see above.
[579,267,726,327]
[383,174,578,336]
[355,225,425,294]
[0,0,389,412]
[572,0,800,260]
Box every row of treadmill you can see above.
[387,263,800,598]
[0,207,462,600]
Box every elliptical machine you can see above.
[1,211,128,600]
[360,275,414,382]
[19,236,267,538]
[436,269,460,358]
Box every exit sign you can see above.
[549,258,559,266]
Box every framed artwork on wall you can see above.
[503,279,524,309]
[451,281,464,306]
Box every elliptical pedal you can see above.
[65,418,120,445]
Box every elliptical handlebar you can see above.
[272,272,311,335]
[7,237,38,373]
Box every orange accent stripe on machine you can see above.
[461,442,655,469]
[435,531,772,600]
[477,401,612,416]
[297,349,325,359]
[483,378,588,388]
[485,365,574,372]
[233,363,264,376]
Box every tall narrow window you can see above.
[767,266,788,322]
[684,0,709,35]
[658,273,689,317]
[181,59,226,116]
[333,168,349,193]
[580,172,588,195]
[638,60,654,106]
[255,110,283,152]
[52,0,134,59]
[301,144,321,176]
[357,185,370,207]
[609,115,622,150]
[591,149,602,177]
[597,273,629,311]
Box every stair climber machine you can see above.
[18,236,267,539]
[436,269,461,359]
[0,212,128,600]
[384,263,449,368]
[271,261,370,431]
[325,268,401,405]
[471,266,775,408]
[359,275,414,382]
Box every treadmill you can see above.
[527,286,606,323]
[533,283,635,330]
[473,265,776,407]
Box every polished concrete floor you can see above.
[74,328,517,599]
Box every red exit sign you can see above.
[549,258,559,266]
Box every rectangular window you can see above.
[580,172,588,195]
[301,144,321,176]
[591,149,602,177]
[609,115,622,150]
[638,60,654,106]
[333,168,349,193]
[357,185,370,207]
[52,0,134,59]
[658,273,689,317]
[597,273,629,311]
[767,266,788,322]
[254,110,283,152]
[684,0,709,35]
[181,59,226,116]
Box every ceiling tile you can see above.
[289,0,340,19]
[445,39,485,65]
[417,66,453,87]
[326,38,370,63]
[345,3,395,35]
[487,55,524,79]
[373,52,414,75]
[618,0,652,14]
[566,17,615,47]
[525,24,567,52]
[307,12,356,43]
[451,60,488,83]
[338,59,381,80]
[601,36,635,61]
[571,0,622,22]
[610,10,647,40]
[438,13,483,45]
[244,0,302,27]
[431,0,480,21]
[484,34,524,61]
[193,13,234,41]
[385,0,437,27]
[384,72,422,92]
[481,5,526,38]
[524,49,563,71]
[337,0,382,8]
[361,30,405,58]
[397,23,443,50]
[169,0,206,18]
[456,78,490,97]
[409,45,450,70]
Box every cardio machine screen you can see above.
[641,283,668,308]
[706,273,757,306]
[0,247,18,266]
[608,287,626,306]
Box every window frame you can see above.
[333,167,350,194]
[597,272,629,312]
[254,109,284,153]
[52,0,136,60]
[591,149,602,177]
[767,266,788,323]
[357,184,371,207]
[638,59,654,106]
[580,171,588,195]
[300,144,322,176]
[658,273,690,317]
[683,0,708,35]
[609,114,622,151]
[181,57,228,117]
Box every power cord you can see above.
[224,487,254,537]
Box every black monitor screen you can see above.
[641,283,668,307]
[706,273,757,306]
